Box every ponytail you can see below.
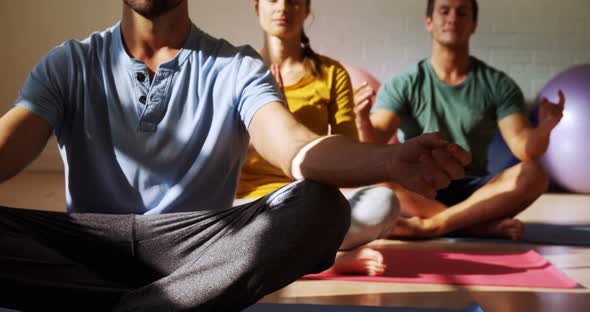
[301,31,323,78]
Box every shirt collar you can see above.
[111,21,199,71]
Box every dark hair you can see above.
[426,0,478,22]
[301,30,322,78]
[301,0,322,78]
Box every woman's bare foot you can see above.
[326,247,386,276]
[463,218,524,240]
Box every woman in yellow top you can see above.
[235,0,400,276]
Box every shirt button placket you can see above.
[135,71,149,107]
[136,72,146,83]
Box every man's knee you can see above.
[271,180,350,270]
[309,180,350,213]
[518,161,549,194]
[294,180,351,234]
[341,186,400,250]
[351,187,401,228]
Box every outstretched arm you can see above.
[0,106,53,182]
[248,102,470,198]
[499,90,565,161]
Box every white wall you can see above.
[1,0,589,171]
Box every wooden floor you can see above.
[1,172,589,312]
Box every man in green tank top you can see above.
[354,0,565,240]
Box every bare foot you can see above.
[463,218,524,240]
[327,247,386,276]
[389,216,440,238]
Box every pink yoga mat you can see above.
[304,249,577,289]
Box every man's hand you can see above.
[388,132,471,198]
[537,90,565,135]
[353,82,376,127]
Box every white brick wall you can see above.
[1,0,588,171]
[296,0,590,102]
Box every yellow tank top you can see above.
[236,55,358,199]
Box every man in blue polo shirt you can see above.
[0,1,470,311]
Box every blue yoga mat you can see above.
[245,303,484,312]
[437,223,590,246]
[523,223,590,246]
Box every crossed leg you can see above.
[327,186,400,276]
[1,180,351,312]
[390,161,549,240]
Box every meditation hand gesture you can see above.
[537,90,565,135]
[353,82,377,127]
[389,132,471,199]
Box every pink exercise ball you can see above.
[540,64,590,193]
[343,64,381,95]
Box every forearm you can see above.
[501,100,564,162]
[355,117,390,144]
[512,127,551,161]
[356,119,378,143]
[292,135,394,187]
[0,107,52,182]
[0,145,36,183]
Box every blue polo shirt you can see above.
[16,22,283,214]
